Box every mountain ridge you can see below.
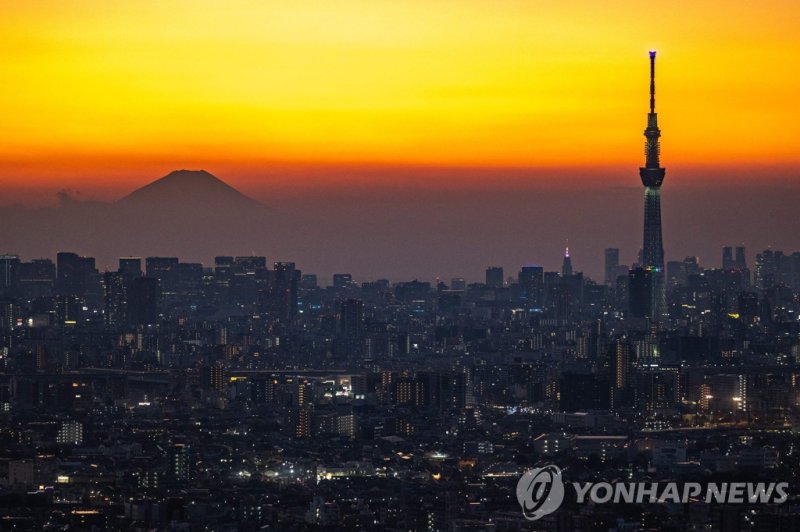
[117,169,266,210]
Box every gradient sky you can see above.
[2,1,800,281]
[1,0,799,199]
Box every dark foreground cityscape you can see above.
[2,55,800,532]
[3,239,800,531]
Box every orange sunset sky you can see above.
[1,0,799,201]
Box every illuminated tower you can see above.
[639,51,666,322]
[561,245,573,276]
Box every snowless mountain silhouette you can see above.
[118,169,266,211]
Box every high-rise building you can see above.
[518,266,544,308]
[129,277,159,325]
[208,363,226,392]
[145,257,179,297]
[485,267,504,288]
[294,380,312,407]
[635,324,660,365]
[250,378,275,404]
[556,272,584,320]
[56,252,81,295]
[170,443,193,483]
[288,406,313,439]
[452,366,475,410]
[635,366,680,413]
[273,262,300,322]
[332,273,354,290]
[103,271,127,327]
[118,257,142,280]
[0,255,19,296]
[450,278,466,291]
[638,51,667,322]
[215,256,234,267]
[301,274,318,289]
[313,409,356,438]
[722,246,734,270]
[735,246,750,288]
[604,248,619,286]
[234,255,267,272]
[735,246,747,270]
[610,339,632,411]
[561,247,573,276]
[16,259,56,299]
[559,372,609,411]
[0,299,14,331]
[56,252,98,298]
[340,298,364,340]
[628,267,652,320]
[56,420,84,445]
[8,461,34,488]
[723,246,750,287]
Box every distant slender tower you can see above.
[639,51,667,322]
[562,245,573,276]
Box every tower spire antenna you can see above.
[649,50,656,113]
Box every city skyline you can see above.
[2,4,800,527]
[1,166,794,283]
